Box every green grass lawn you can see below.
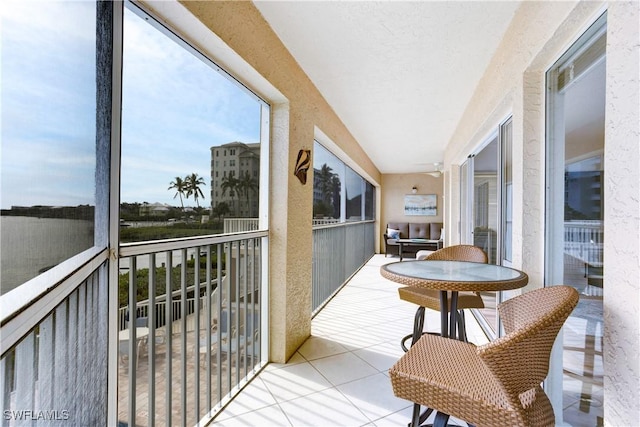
[120,223,223,243]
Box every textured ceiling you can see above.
[254,1,521,174]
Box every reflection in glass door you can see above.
[460,117,512,338]
[473,139,499,266]
[472,138,499,335]
[546,14,605,426]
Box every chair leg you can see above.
[402,306,426,352]
[409,405,436,427]
[412,306,425,346]
[457,310,468,342]
[410,403,421,427]
[433,412,450,427]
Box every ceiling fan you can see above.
[422,162,443,178]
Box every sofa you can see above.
[384,221,443,258]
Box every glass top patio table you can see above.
[381,260,528,292]
[381,260,529,426]
[381,260,528,338]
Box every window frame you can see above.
[1,0,113,355]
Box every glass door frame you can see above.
[460,116,512,339]
[544,12,607,426]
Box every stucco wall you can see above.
[380,173,444,252]
[148,0,382,362]
[602,2,640,424]
[442,1,640,425]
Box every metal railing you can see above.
[312,217,341,226]
[117,283,220,332]
[1,260,110,426]
[223,218,259,234]
[564,220,603,266]
[117,231,267,427]
[311,221,375,313]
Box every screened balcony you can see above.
[2,1,638,426]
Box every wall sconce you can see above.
[412,186,418,194]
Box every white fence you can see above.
[564,220,603,267]
[223,218,259,234]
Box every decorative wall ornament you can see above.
[294,149,311,185]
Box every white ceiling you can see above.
[254,1,521,174]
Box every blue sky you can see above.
[1,1,97,209]
[1,2,261,209]
[120,6,261,207]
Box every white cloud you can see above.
[2,1,96,208]
[119,7,261,206]
[2,2,262,209]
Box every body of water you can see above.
[1,216,94,295]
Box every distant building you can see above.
[139,202,171,217]
[210,142,260,217]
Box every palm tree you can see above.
[317,163,335,205]
[330,174,341,218]
[237,171,258,216]
[211,202,230,223]
[185,173,206,208]
[168,176,187,210]
[220,174,239,215]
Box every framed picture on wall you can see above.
[404,194,437,216]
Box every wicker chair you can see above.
[390,285,579,427]
[398,245,487,350]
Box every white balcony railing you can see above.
[564,220,603,267]
[117,231,267,426]
[312,220,376,313]
[223,218,259,234]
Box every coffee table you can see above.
[396,239,443,261]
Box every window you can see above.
[364,182,375,220]
[345,167,362,221]
[312,141,375,222]
[1,1,97,294]
[313,143,343,220]
[120,4,264,241]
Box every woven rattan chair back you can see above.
[478,286,579,408]
[390,285,579,427]
[424,244,488,263]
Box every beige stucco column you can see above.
[175,1,380,363]
[268,103,314,362]
[176,2,316,363]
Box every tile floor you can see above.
[209,255,489,426]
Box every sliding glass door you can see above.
[546,14,606,427]
[460,117,512,337]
